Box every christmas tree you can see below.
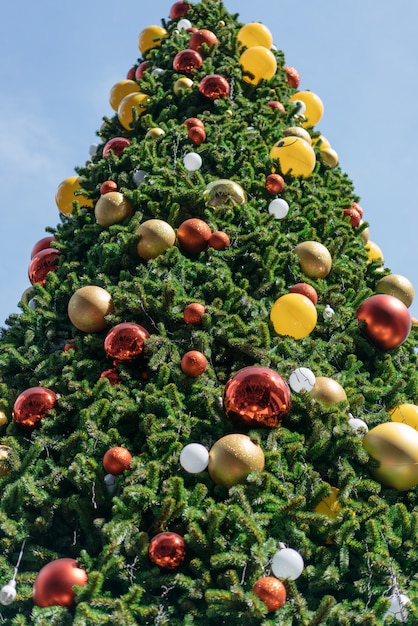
[1,0,417,623]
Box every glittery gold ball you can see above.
[208,434,265,488]
[376,274,415,308]
[309,376,347,407]
[136,219,176,260]
[68,286,114,333]
[293,241,332,278]
[95,192,133,227]
[0,445,12,477]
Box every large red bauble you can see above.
[28,248,61,286]
[13,387,56,428]
[189,29,219,52]
[104,322,150,361]
[199,74,230,100]
[103,137,131,158]
[223,366,291,429]
[177,218,212,254]
[31,236,56,258]
[33,558,88,608]
[148,532,186,569]
[173,49,203,73]
[253,576,286,612]
[169,1,191,19]
[356,294,411,350]
[103,446,132,475]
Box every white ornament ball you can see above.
[89,144,99,157]
[288,367,316,393]
[0,580,16,606]
[180,443,209,474]
[104,473,118,495]
[271,547,304,580]
[183,152,203,171]
[292,99,306,115]
[133,169,148,185]
[178,19,192,30]
[151,68,165,77]
[323,304,335,320]
[268,198,289,219]
[348,416,369,434]
[384,593,410,623]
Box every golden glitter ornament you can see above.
[309,376,347,407]
[94,192,133,227]
[208,433,265,488]
[0,445,12,477]
[136,219,176,260]
[68,286,114,333]
[293,241,332,278]
[204,179,246,207]
[376,274,414,308]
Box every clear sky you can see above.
[1,0,417,327]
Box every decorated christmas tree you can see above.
[0,1,417,623]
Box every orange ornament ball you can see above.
[253,576,286,612]
[181,350,207,377]
[208,231,230,250]
[184,303,206,325]
[148,532,186,569]
[177,218,212,253]
[184,117,204,130]
[103,446,132,475]
[356,294,411,350]
[189,29,218,52]
[188,125,206,145]
[33,558,88,608]
[289,282,318,305]
[13,387,57,429]
[265,173,285,194]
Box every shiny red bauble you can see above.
[199,74,230,100]
[188,126,206,145]
[265,173,285,195]
[33,558,88,608]
[31,236,56,258]
[266,101,285,112]
[148,532,186,569]
[189,29,218,52]
[104,322,150,361]
[356,294,412,350]
[184,117,204,130]
[103,137,131,158]
[177,218,212,254]
[208,231,230,250]
[169,1,191,19]
[135,61,151,80]
[103,446,132,475]
[99,180,118,195]
[13,387,57,428]
[183,303,206,325]
[181,350,207,377]
[99,368,121,385]
[289,282,318,306]
[284,65,300,89]
[28,248,61,286]
[173,49,203,73]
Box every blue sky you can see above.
[1,0,417,327]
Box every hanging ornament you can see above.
[268,198,289,219]
[199,74,230,100]
[309,376,347,406]
[178,18,192,31]
[289,283,318,305]
[180,443,209,473]
[94,191,133,228]
[208,433,265,488]
[189,29,218,52]
[266,100,285,112]
[283,126,312,144]
[145,128,166,140]
[252,576,286,612]
[148,532,186,570]
[104,323,150,362]
[270,137,316,177]
[356,294,411,350]
[288,367,316,393]
[31,236,56,258]
[103,137,131,158]
[135,61,151,79]
[99,368,121,385]
[104,473,118,495]
[208,231,230,250]
[321,147,339,168]
[173,49,203,73]
[284,66,300,88]
[188,125,206,145]
[363,422,418,490]
[0,411,7,428]
[68,285,114,333]
[136,219,176,260]
[99,180,118,195]
[0,445,12,477]
[28,248,61,286]
[117,92,149,130]
[289,91,324,127]
[365,240,384,264]
[33,558,88,608]
[183,152,202,171]
[293,241,332,278]
[183,302,206,325]
[348,415,368,434]
[177,218,212,254]
[223,366,291,429]
[383,592,410,622]
[323,304,335,320]
[376,274,415,308]
[55,176,94,214]
[265,173,285,194]
[315,486,341,518]
[174,77,194,95]
[137,25,169,55]
[271,546,304,580]
[270,293,317,339]
[204,179,246,207]
[133,169,148,185]
[170,2,191,19]
[103,447,132,475]
[239,47,277,85]
[13,387,56,429]
[0,540,26,606]
[390,404,418,430]
[237,22,273,49]
[184,117,204,130]
[89,144,99,157]
[181,350,207,377]
[109,80,140,112]
[151,68,165,78]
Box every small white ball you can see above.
[268,198,289,219]
[271,548,304,580]
[0,580,16,606]
[288,367,316,393]
[180,443,209,473]
[89,144,99,157]
[151,68,164,77]
[104,473,118,495]
[183,152,202,171]
[323,304,335,320]
[292,99,306,115]
[384,593,410,623]
[133,169,148,185]
[348,416,369,434]
[178,19,192,31]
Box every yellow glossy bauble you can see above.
[0,410,7,428]
[315,487,341,518]
[390,404,418,430]
[138,25,168,55]
[270,293,317,339]
[360,221,370,243]
[68,286,114,333]
[0,445,12,477]
[136,219,176,260]
[237,22,273,49]
[283,126,312,144]
[109,80,140,112]
[204,179,247,207]
[366,240,384,264]
[313,135,331,149]
[309,376,347,406]
[117,92,149,130]
[289,91,324,127]
[145,128,165,139]
[208,434,265,488]
[376,274,415,308]
[320,147,339,168]
[363,422,418,490]
[174,77,193,95]
[239,46,277,85]
[94,192,133,228]
[293,241,332,278]
[55,176,94,215]
[270,136,316,177]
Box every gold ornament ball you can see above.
[95,191,133,227]
[363,421,418,490]
[118,92,149,130]
[208,434,265,488]
[376,274,414,308]
[320,147,339,168]
[55,176,94,215]
[68,286,114,333]
[109,79,140,111]
[293,241,332,278]
[136,219,176,260]
[390,404,418,430]
[283,126,312,144]
[138,25,168,55]
[145,128,165,139]
[289,91,324,127]
[0,410,8,428]
[270,293,317,339]
[237,22,273,49]
[365,240,384,264]
[204,179,246,207]
[174,77,194,95]
[315,486,341,519]
[309,376,347,407]
[0,445,12,477]
[239,46,277,85]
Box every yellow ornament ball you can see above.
[376,274,415,308]
[174,77,193,95]
[390,404,418,430]
[136,219,176,260]
[293,241,332,278]
[239,46,277,85]
[320,147,339,168]
[0,445,13,477]
[237,22,273,49]
[0,410,7,428]
[315,487,341,519]
[55,176,94,215]
[366,240,384,264]
[68,286,114,333]
[270,136,316,177]
[145,128,165,139]
[270,293,317,339]
[289,91,324,128]
[109,80,140,112]
[94,192,133,228]
[117,92,149,130]
[309,376,347,406]
[138,25,168,55]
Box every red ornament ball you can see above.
[104,323,150,361]
[126,66,136,80]
[199,74,230,100]
[184,117,204,130]
[173,49,203,73]
[189,29,219,52]
[265,173,285,194]
[135,61,151,80]
[31,236,56,258]
[208,231,230,250]
[342,206,362,227]
[181,350,207,377]
[223,366,291,429]
[28,248,61,286]
[188,125,206,145]
[13,387,56,428]
[99,180,118,195]
[253,576,286,612]
[356,294,412,350]
[289,282,318,305]
[149,532,186,569]
[351,201,364,218]
[169,1,191,19]
[103,446,132,475]
[284,65,300,88]
[266,101,285,112]
[177,218,212,253]
[103,137,131,158]
[99,368,121,385]
[33,558,88,608]
[184,302,206,325]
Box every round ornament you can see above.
[183,152,202,171]
[320,147,339,167]
[68,286,114,333]
[362,421,418,490]
[309,376,347,406]
[118,92,149,130]
[356,294,411,350]
[289,282,318,305]
[145,128,166,140]
[0,445,13,477]
[138,25,168,55]
[169,2,191,19]
[270,293,317,339]
[384,592,410,622]
[208,231,230,250]
[174,77,194,95]
[173,49,203,73]
[177,19,192,31]
[181,350,207,377]
[188,125,206,145]
[348,416,369,434]
[270,137,316,177]
[237,22,273,49]
[289,91,324,127]
[253,576,286,612]
[239,46,277,85]
[284,66,300,88]
[99,180,118,195]
[103,446,132,475]
[99,368,121,385]
[283,126,312,144]
[95,191,133,227]
[342,205,362,227]
[31,236,55,258]
[177,218,212,254]
[293,241,332,278]
[189,29,218,52]
[135,61,151,79]
[204,179,246,207]
[271,547,304,580]
[104,323,150,362]
[288,367,316,393]
[208,433,265,488]
[28,248,61,286]
[109,80,140,111]
[55,176,93,214]
[315,487,341,518]
[13,387,56,429]
[265,173,285,194]
[223,366,291,429]
[137,219,176,260]
[184,303,206,325]
[266,100,285,112]
[390,404,418,430]
[268,198,289,219]
[148,532,186,570]
[199,74,230,100]
[180,443,209,473]
[0,410,7,428]
[365,240,384,264]
[184,117,204,130]
[0,579,16,606]
[133,169,148,185]
[376,274,414,308]
[33,558,88,608]
[103,137,131,158]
